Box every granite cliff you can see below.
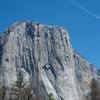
[0,21,100,100]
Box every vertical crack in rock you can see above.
[0,37,3,65]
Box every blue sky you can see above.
[0,0,100,68]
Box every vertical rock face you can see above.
[74,52,97,100]
[0,21,99,100]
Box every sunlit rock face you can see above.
[0,21,99,100]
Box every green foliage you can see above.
[0,69,36,100]
[23,86,35,100]
[15,69,24,89]
[0,86,6,100]
[13,70,25,99]
[48,93,55,100]
[12,69,35,100]
[91,79,99,100]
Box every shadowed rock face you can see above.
[0,21,99,100]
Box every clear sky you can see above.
[0,0,100,68]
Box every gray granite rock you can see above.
[0,21,99,100]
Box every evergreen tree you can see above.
[91,79,98,100]
[48,93,55,100]
[0,86,6,100]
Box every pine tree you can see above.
[14,69,25,100]
[48,93,55,100]
[0,86,6,100]
[91,79,98,100]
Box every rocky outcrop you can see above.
[0,21,99,100]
